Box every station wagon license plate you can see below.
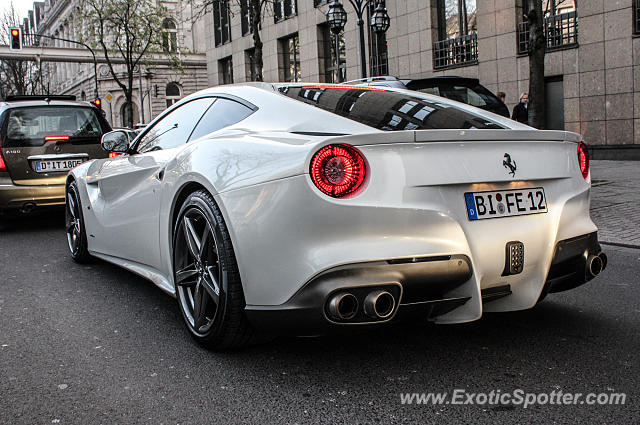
[465,187,547,220]
[34,158,86,173]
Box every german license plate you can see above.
[465,187,547,220]
[34,158,86,173]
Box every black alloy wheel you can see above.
[173,190,255,350]
[66,181,91,263]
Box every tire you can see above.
[66,181,91,263]
[173,189,255,350]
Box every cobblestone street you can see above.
[591,161,640,248]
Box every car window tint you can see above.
[449,85,487,107]
[4,106,105,147]
[136,98,214,153]
[188,98,254,141]
[279,86,504,130]
[470,84,503,107]
[418,86,440,96]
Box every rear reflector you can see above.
[44,136,70,142]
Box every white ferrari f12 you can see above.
[65,83,607,349]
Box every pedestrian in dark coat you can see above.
[511,92,529,124]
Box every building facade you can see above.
[22,0,209,127]
[205,0,640,150]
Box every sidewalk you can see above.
[590,161,640,248]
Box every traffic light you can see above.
[9,28,22,51]
[92,98,102,109]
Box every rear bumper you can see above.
[0,177,65,213]
[245,254,473,335]
[543,232,605,294]
[245,232,605,336]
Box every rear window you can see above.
[407,81,503,109]
[3,106,106,147]
[278,86,503,131]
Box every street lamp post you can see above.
[325,0,390,79]
[25,33,99,99]
[326,0,347,82]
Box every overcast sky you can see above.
[1,0,37,22]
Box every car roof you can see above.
[1,100,95,108]
[173,82,526,131]
[407,76,481,85]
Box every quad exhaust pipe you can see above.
[327,292,358,320]
[327,288,398,321]
[587,252,608,278]
[363,290,396,319]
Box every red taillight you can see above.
[0,152,6,172]
[310,143,367,198]
[44,136,70,141]
[108,152,122,158]
[577,141,589,180]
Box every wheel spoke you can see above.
[198,223,211,261]
[201,266,220,305]
[175,264,198,286]
[67,194,76,219]
[192,279,209,330]
[183,216,201,259]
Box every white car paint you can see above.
[68,82,598,326]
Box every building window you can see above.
[81,91,86,101]
[633,0,640,35]
[319,24,346,83]
[162,19,178,52]
[438,0,477,40]
[367,1,388,77]
[240,0,253,36]
[219,56,234,84]
[517,1,577,54]
[166,82,182,107]
[245,48,257,81]
[274,0,297,23]
[213,0,231,46]
[314,0,328,6]
[280,33,300,82]
[434,0,478,69]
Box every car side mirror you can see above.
[101,130,130,153]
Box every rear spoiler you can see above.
[325,129,582,148]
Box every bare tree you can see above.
[524,0,546,129]
[78,0,178,126]
[248,0,266,81]
[0,2,42,99]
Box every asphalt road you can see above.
[1,213,638,425]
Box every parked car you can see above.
[0,95,111,215]
[349,75,510,117]
[66,83,605,350]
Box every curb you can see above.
[600,241,640,250]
